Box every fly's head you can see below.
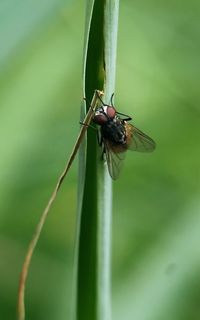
[93,105,116,125]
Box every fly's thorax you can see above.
[101,118,126,145]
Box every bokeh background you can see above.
[1,1,200,319]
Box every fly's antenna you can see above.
[110,93,115,106]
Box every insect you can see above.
[92,93,156,180]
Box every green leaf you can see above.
[74,1,119,320]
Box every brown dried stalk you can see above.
[17,90,103,320]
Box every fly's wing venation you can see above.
[125,123,156,152]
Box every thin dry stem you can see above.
[17,90,103,320]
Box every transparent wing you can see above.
[125,123,156,152]
[104,139,126,180]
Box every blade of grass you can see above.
[97,3,119,320]
[75,1,119,320]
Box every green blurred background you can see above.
[1,1,200,319]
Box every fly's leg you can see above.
[84,93,106,117]
[97,129,102,146]
[79,121,97,130]
[116,111,132,121]
[83,96,97,113]
[110,93,132,121]
[101,143,106,160]
[97,130,105,160]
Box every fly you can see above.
[92,93,156,180]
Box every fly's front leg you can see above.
[79,121,97,130]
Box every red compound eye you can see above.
[106,106,116,119]
[93,112,108,125]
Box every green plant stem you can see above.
[75,1,119,320]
